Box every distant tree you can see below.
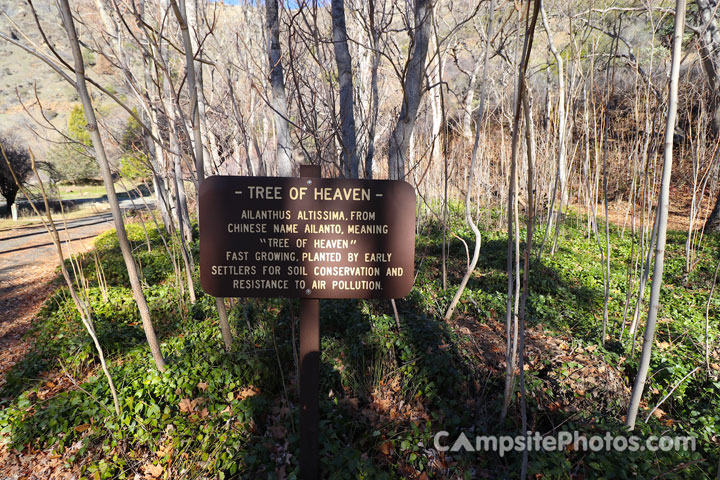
[119,111,151,180]
[0,133,31,216]
[50,104,100,183]
[68,104,92,145]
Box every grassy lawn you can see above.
[53,183,112,200]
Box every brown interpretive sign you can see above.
[199,175,416,299]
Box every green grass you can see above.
[0,211,718,479]
[54,183,110,200]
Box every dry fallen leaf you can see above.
[157,442,174,460]
[238,386,259,400]
[142,462,163,479]
[197,382,209,392]
[73,423,91,433]
[379,441,393,455]
[179,398,197,414]
[651,408,666,419]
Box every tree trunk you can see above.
[429,29,444,171]
[443,0,495,321]
[537,4,568,260]
[58,0,166,371]
[356,0,384,179]
[169,0,204,184]
[171,0,233,350]
[172,151,197,304]
[266,0,293,177]
[164,85,194,245]
[461,60,483,141]
[696,0,720,133]
[697,0,720,232]
[518,77,539,480]
[363,1,381,179]
[707,190,720,233]
[331,0,359,178]
[626,0,686,429]
[4,188,16,217]
[187,0,222,176]
[143,60,173,234]
[500,0,541,428]
[387,0,432,180]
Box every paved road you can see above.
[0,196,155,290]
[0,197,154,284]
[0,212,114,283]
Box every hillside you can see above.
[0,0,122,162]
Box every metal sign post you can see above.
[199,166,416,479]
[298,164,320,479]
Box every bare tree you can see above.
[694,0,720,232]
[537,2,568,260]
[443,0,495,321]
[387,0,433,180]
[501,0,541,427]
[3,148,121,415]
[626,0,686,430]
[331,0,359,178]
[267,0,293,176]
[169,0,233,351]
[352,0,388,178]
[57,0,166,371]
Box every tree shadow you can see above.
[211,229,610,476]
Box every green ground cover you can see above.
[1,210,718,479]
